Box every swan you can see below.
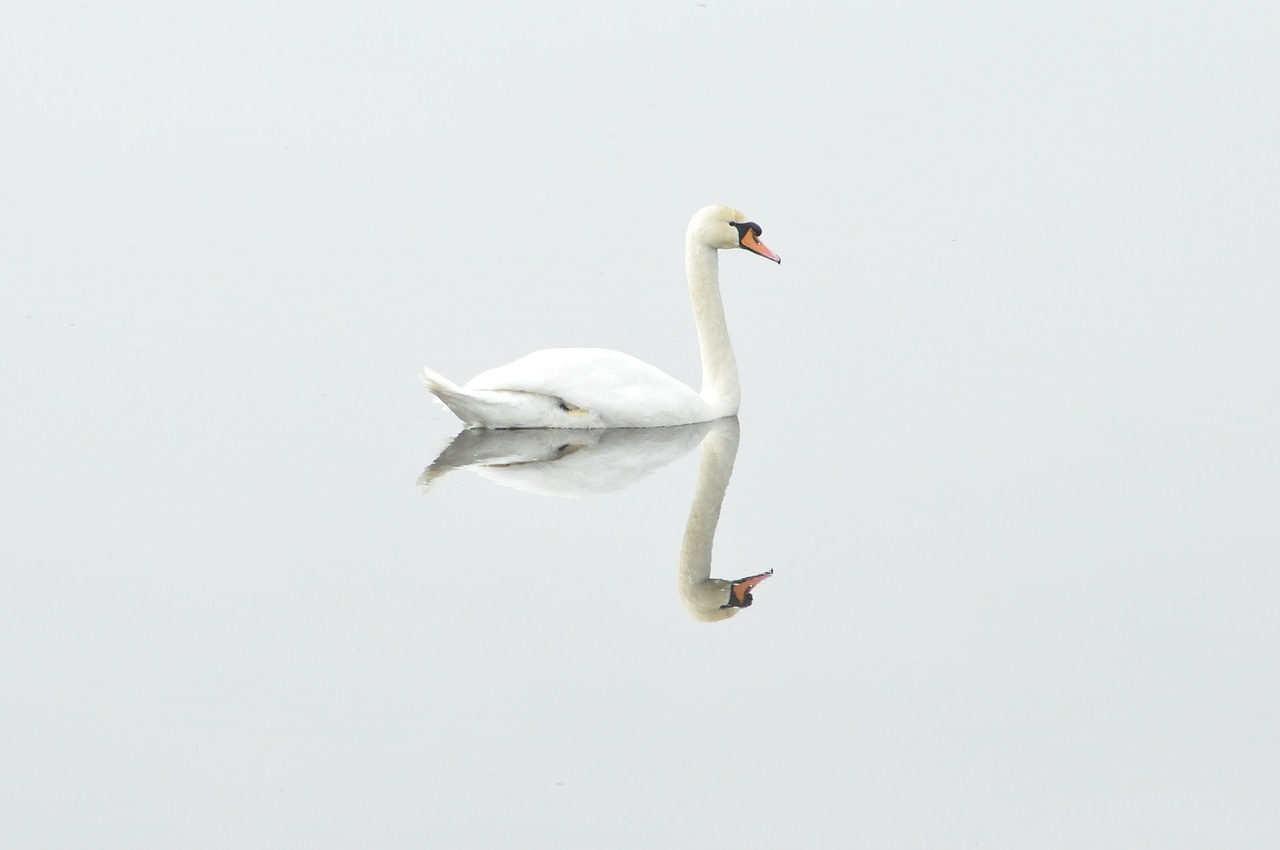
[417,421,714,496]
[677,417,772,622]
[422,204,780,429]
[415,416,771,620]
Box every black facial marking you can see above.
[731,221,763,245]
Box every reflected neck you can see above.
[686,241,740,417]
[678,418,741,622]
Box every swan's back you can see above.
[466,348,709,428]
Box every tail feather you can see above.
[421,366,462,394]
[422,365,518,428]
[421,366,479,423]
[421,365,587,429]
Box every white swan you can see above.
[422,204,780,429]
[677,417,772,622]
[417,421,713,496]
[415,416,771,620]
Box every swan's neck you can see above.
[686,241,739,416]
[678,418,740,622]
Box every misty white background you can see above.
[2,1,1277,847]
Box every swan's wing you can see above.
[464,348,708,427]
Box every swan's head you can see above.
[724,569,772,609]
[688,205,781,263]
[680,569,774,623]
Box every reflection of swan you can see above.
[421,205,780,429]
[418,422,713,496]
[418,417,770,620]
[677,417,771,622]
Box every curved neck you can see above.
[686,241,740,416]
[678,418,741,621]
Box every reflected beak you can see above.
[741,230,781,264]
[727,569,774,608]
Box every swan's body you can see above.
[417,421,713,496]
[422,205,780,429]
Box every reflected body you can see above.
[420,417,770,620]
[422,205,780,429]
[418,421,713,496]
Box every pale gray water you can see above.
[3,1,1278,847]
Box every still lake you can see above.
[3,1,1277,847]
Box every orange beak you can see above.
[730,569,774,606]
[741,229,781,263]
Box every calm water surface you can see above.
[3,1,1278,848]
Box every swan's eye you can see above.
[731,221,763,244]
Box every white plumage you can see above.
[422,204,780,429]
